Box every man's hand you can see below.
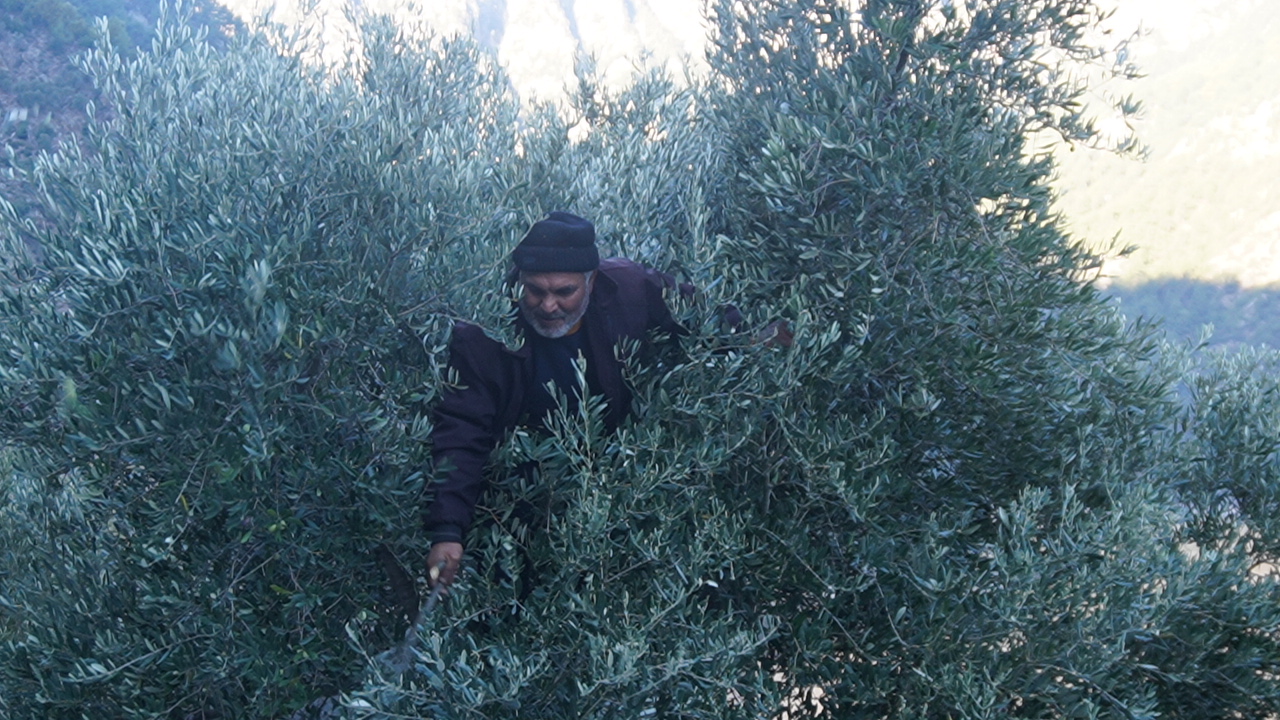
[427,541,463,589]
[759,320,794,348]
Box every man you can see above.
[424,212,691,588]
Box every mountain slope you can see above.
[1054,0,1280,286]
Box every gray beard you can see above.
[523,296,590,339]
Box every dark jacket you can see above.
[425,257,688,544]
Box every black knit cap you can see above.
[511,211,600,273]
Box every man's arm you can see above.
[424,324,503,586]
[637,262,789,347]
[639,263,693,338]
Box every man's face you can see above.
[519,271,594,339]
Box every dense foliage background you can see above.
[1,1,1279,718]
[0,0,238,220]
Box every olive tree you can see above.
[2,2,1278,718]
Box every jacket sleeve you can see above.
[641,264,693,338]
[425,324,502,545]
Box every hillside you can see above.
[0,0,237,215]
[0,0,109,164]
[1054,0,1280,287]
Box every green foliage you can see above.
[1176,347,1280,562]
[1,1,1278,718]
[0,1,242,232]
[0,15,527,716]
